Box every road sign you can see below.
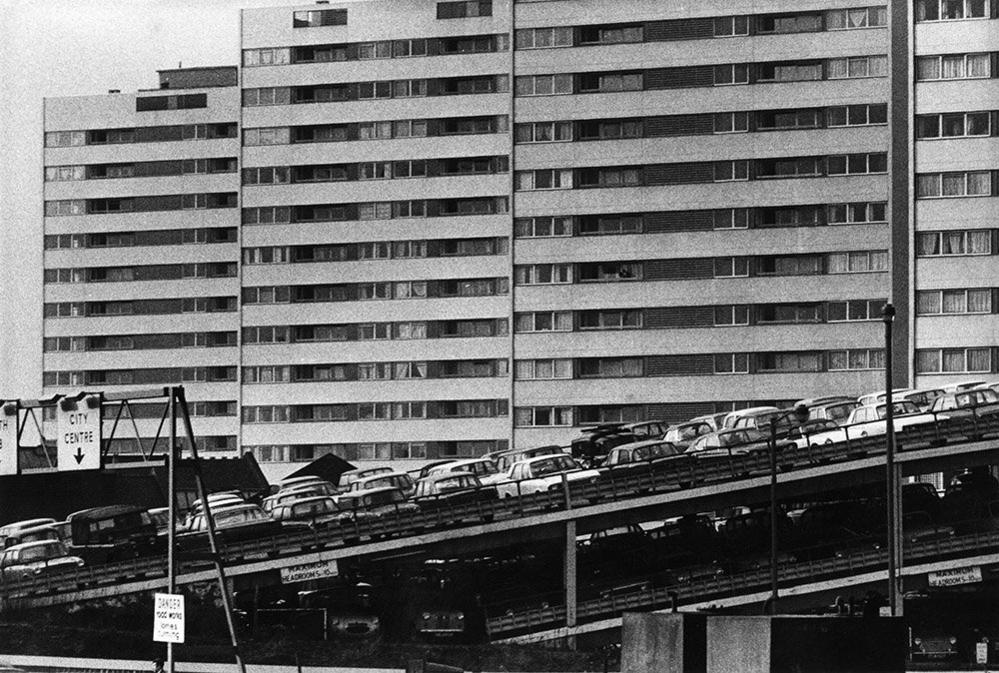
[928,565,982,587]
[280,559,339,584]
[976,642,988,665]
[56,395,101,471]
[153,593,185,643]
[0,402,18,476]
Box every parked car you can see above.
[805,400,941,445]
[66,504,161,563]
[490,445,566,474]
[601,439,685,475]
[940,380,988,393]
[782,419,842,449]
[899,388,945,412]
[662,420,714,450]
[299,582,381,639]
[685,428,770,459]
[721,406,782,430]
[857,388,915,407]
[413,473,498,522]
[337,467,394,491]
[0,540,84,581]
[618,419,670,439]
[347,472,416,498]
[336,486,420,524]
[495,454,600,498]
[178,503,285,552]
[929,388,999,414]
[0,524,61,550]
[688,412,730,432]
[570,426,638,467]
[0,519,57,549]
[425,458,508,486]
[799,399,858,423]
[262,485,329,514]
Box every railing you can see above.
[484,527,999,637]
[2,408,997,603]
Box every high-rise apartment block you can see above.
[41,0,998,476]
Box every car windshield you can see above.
[647,443,676,458]
[533,456,576,476]
[438,476,473,491]
[216,507,267,525]
[18,542,67,562]
[291,499,337,517]
[824,403,855,421]
[876,401,919,417]
[364,490,405,507]
[720,431,750,447]
[467,461,498,476]
[673,424,705,440]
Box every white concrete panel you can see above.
[915,80,999,114]
[915,138,999,173]
[44,175,239,201]
[44,139,241,166]
[43,210,239,234]
[915,315,999,349]
[515,127,888,168]
[242,136,510,166]
[44,90,240,131]
[43,315,239,337]
[513,176,889,215]
[914,19,999,55]
[915,196,999,229]
[44,278,241,303]
[513,226,889,263]
[514,80,889,120]
[241,378,509,405]
[241,216,511,245]
[514,31,887,74]
[513,274,889,311]
[916,257,999,289]
[45,245,238,268]
[241,295,511,324]
[242,93,509,126]
[241,255,508,285]
[44,348,240,371]
[240,173,509,206]
[242,338,510,366]
[513,322,884,358]
[239,418,511,445]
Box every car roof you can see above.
[66,504,146,520]
[3,540,64,552]
[518,454,574,466]
[283,496,335,506]
[420,473,478,485]
[340,485,403,497]
[356,471,409,483]
[609,438,674,452]
[795,396,857,406]
[1,518,56,531]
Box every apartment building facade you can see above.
[41,0,999,474]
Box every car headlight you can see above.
[949,636,958,645]
[422,613,431,620]
[456,613,464,621]
[913,637,922,646]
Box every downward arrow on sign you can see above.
[74,448,85,464]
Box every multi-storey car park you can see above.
[41,0,999,480]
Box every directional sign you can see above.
[56,395,101,471]
[0,402,18,476]
[153,593,185,643]
[280,559,339,584]
[928,565,982,587]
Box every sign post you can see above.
[56,394,101,471]
[153,593,185,644]
[0,401,18,476]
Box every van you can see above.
[67,504,161,564]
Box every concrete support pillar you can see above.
[565,519,577,649]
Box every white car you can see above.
[495,454,600,498]
[0,540,84,581]
[805,401,941,445]
[425,458,508,486]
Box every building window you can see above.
[917,230,993,256]
[827,251,889,273]
[580,213,643,235]
[578,309,642,330]
[757,61,824,83]
[828,349,885,370]
[916,0,990,21]
[714,16,750,37]
[827,299,885,321]
[515,74,573,96]
[578,72,643,93]
[514,263,572,285]
[437,1,492,19]
[515,359,573,380]
[714,63,749,85]
[827,104,888,127]
[714,305,750,326]
[714,161,749,182]
[756,303,822,323]
[577,261,642,282]
[828,202,888,225]
[916,171,993,198]
[827,55,888,79]
[916,111,992,138]
[714,353,750,374]
[756,108,822,131]
[514,121,573,143]
[515,169,573,190]
[714,112,750,134]
[514,216,573,238]
[916,53,991,80]
[757,157,824,179]
[514,407,573,427]
[757,352,823,372]
[917,288,993,315]
[244,127,291,146]
[756,13,823,34]
[242,88,291,106]
[293,9,347,27]
[916,347,992,373]
[514,311,573,332]
[45,131,86,147]
[515,26,573,49]
[714,257,750,277]
[826,7,888,29]
[243,48,291,67]
[579,358,643,378]
[827,153,888,175]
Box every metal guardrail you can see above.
[484,528,999,636]
[2,409,998,603]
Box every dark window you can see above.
[293,9,347,27]
[437,1,492,19]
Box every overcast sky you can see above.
[0,0,299,398]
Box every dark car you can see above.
[602,439,683,469]
[0,540,84,582]
[177,503,285,553]
[662,420,714,450]
[570,426,639,467]
[337,487,420,522]
[66,504,161,563]
[413,473,498,523]
[490,445,565,473]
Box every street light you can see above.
[883,302,901,617]
[767,403,810,615]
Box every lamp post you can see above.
[883,302,901,616]
[768,403,810,615]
